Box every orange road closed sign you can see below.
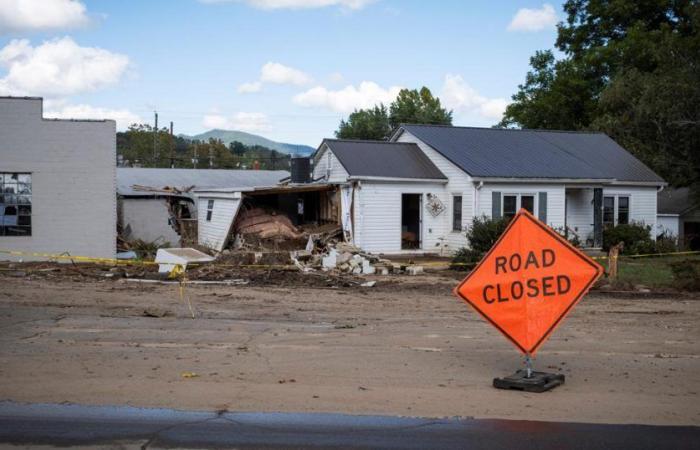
[454,209,603,355]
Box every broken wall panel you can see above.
[196,192,242,252]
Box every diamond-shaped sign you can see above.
[454,209,603,355]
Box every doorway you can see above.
[401,194,422,250]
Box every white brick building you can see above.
[0,97,116,260]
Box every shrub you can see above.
[451,215,508,270]
[465,215,509,254]
[603,222,655,255]
[552,226,582,247]
[670,259,700,291]
[655,232,678,254]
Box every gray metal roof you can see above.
[397,124,664,183]
[117,168,289,196]
[321,139,447,180]
[658,187,697,215]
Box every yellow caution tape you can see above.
[0,249,158,266]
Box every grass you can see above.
[600,254,700,288]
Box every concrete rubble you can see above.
[289,238,423,277]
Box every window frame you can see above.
[205,199,214,222]
[617,196,630,225]
[452,194,463,232]
[603,194,631,226]
[0,172,32,237]
[501,192,537,220]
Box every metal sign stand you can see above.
[493,353,565,393]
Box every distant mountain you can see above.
[183,129,315,156]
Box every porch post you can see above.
[593,187,603,248]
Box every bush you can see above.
[603,222,655,255]
[552,225,582,247]
[451,215,508,270]
[465,215,509,254]
[670,259,700,291]
[655,232,678,254]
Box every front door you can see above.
[401,194,422,250]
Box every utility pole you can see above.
[209,146,214,169]
[169,121,174,168]
[192,143,198,169]
[153,111,158,167]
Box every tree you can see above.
[335,105,391,140]
[389,87,452,129]
[500,0,700,194]
[498,50,600,130]
[334,87,452,140]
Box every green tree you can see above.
[335,105,391,140]
[500,0,700,193]
[334,87,452,140]
[388,87,452,129]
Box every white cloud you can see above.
[293,81,402,113]
[0,37,129,97]
[0,0,89,33]
[202,112,270,132]
[440,74,508,120]
[44,103,143,130]
[507,3,557,32]
[237,81,262,93]
[200,0,375,10]
[328,72,344,83]
[260,62,311,85]
[237,61,311,94]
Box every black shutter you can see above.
[492,192,501,219]
[538,192,547,223]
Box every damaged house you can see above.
[193,124,665,257]
[117,168,289,247]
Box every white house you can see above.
[1,97,116,260]
[311,124,665,255]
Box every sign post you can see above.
[454,209,603,392]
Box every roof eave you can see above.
[347,176,448,183]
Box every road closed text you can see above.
[482,249,571,304]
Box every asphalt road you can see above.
[0,402,697,449]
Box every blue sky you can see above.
[0,0,562,145]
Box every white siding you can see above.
[657,215,680,238]
[604,186,658,230]
[0,97,116,260]
[196,193,241,252]
[566,186,660,244]
[312,146,349,183]
[565,188,595,244]
[476,183,566,231]
[394,131,473,252]
[120,198,181,245]
[354,181,450,254]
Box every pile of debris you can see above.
[291,241,423,276]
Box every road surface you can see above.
[0,402,698,449]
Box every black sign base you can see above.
[493,369,564,393]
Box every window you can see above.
[521,195,535,214]
[206,199,214,222]
[502,193,535,221]
[618,196,629,225]
[603,195,630,226]
[603,196,615,226]
[0,173,31,236]
[452,195,462,231]
[503,195,517,221]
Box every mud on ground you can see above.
[0,269,698,426]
